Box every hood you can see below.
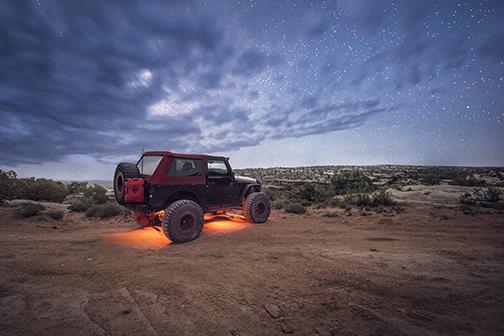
[235,175,259,184]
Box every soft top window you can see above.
[207,159,229,177]
[137,155,163,176]
[169,158,202,177]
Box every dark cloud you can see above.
[0,1,230,164]
[1,0,502,169]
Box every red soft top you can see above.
[142,151,224,160]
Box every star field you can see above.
[0,0,503,179]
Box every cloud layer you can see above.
[1,1,503,167]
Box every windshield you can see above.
[137,155,163,175]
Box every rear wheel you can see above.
[243,192,271,223]
[162,200,204,243]
[114,162,140,205]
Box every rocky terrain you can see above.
[1,166,504,336]
[235,165,504,189]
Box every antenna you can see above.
[141,147,144,174]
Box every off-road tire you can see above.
[162,200,204,243]
[114,162,140,205]
[243,192,271,223]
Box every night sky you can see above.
[1,0,503,180]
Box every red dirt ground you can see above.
[0,204,503,336]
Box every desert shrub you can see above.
[48,210,64,220]
[328,197,341,207]
[450,175,485,187]
[314,186,333,204]
[331,171,375,195]
[68,181,88,194]
[69,198,92,212]
[85,203,122,218]
[272,200,286,209]
[300,199,312,207]
[285,202,306,214]
[482,186,501,202]
[16,203,45,218]
[343,190,396,208]
[419,173,441,185]
[84,184,109,204]
[263,188,283,201]
[372,189,396,206]
[15,178,69,203]
[354,193,372,207]
[0,170,18,203]
[459,192,478,207]
[300,183,316,201]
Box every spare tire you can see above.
[114,162,140,205]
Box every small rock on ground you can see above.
[264,303,281,318]
[280,322,293,334]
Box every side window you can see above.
[169,158,202,177]
[137,156,163,176]
[207,159,229,177]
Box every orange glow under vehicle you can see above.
[113,151,271,243]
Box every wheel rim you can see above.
[256,202,266,216]
[116,173,124,194]
[179,213,195,233]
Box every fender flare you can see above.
[240,183,262,202]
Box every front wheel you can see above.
[243,192,271,223]
[162,200,204,243]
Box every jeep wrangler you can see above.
[113,151,271,243]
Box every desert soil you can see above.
[1,200,503,335]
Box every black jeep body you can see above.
[113,151,271,243]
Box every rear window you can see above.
[137,155,163,176]
[169,158,203,177]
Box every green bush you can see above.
[300,183,316,201]
[48,210,64,220]
[17,178,69,203]
[84,184,109,204]
[16,203,45,218]
[1,170,69,203]
[85,203,123,218]
[285,202,306,214]
[69,198,92,212]
[331,171,375,195]
[0,170,17,203]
